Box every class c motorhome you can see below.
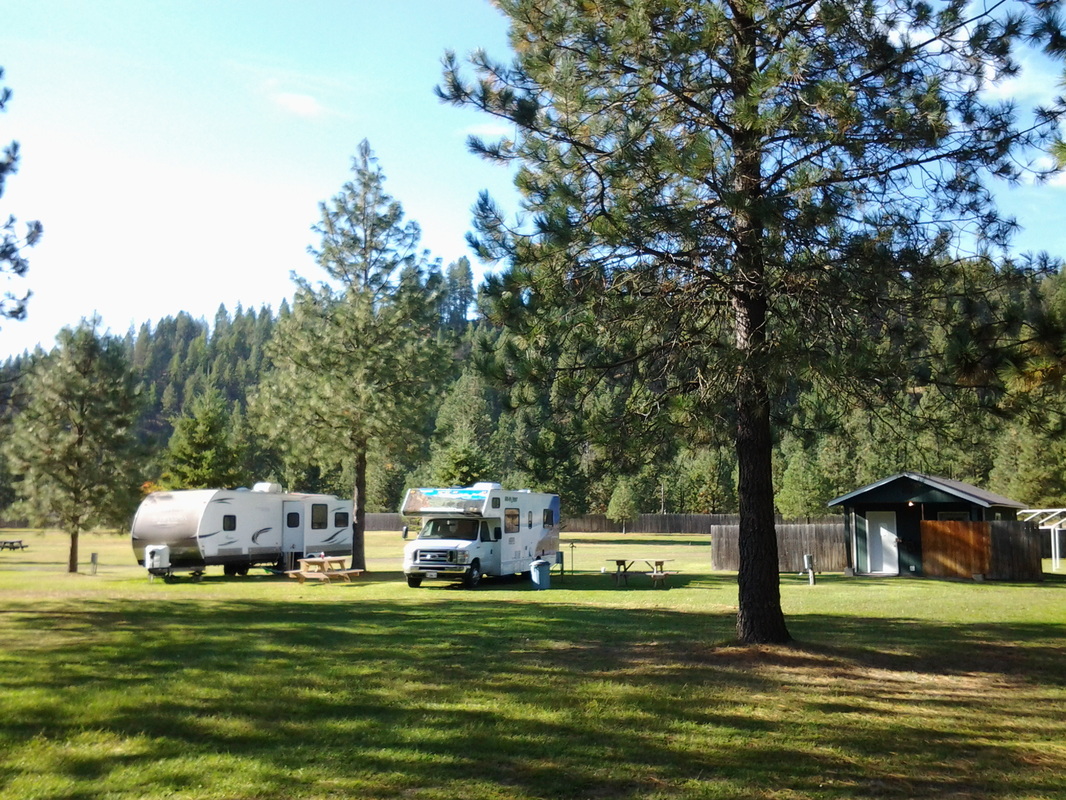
[401,482,561,588]
[131,482,353,579]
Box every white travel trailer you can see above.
[401,483,561,588]
[131,482,353,579]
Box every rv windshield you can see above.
[418,518,479,541]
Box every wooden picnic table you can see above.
[286,556,363,584]
[0,539,27,551]
[607,558,677,587]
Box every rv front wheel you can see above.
[406,575,423,588]
[463,561,482,589]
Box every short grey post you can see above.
[90,552,99,576]
[803,553,815,586]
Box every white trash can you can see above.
[530,559,551,590]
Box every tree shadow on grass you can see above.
[1,596,1063,799]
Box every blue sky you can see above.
[2,1,1065,359]
[1,0,517,357]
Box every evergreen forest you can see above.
[5,260,1066,525]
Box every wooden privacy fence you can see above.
[563,513,740,534]
[371,512,738,534]
[371,511,840,535]
[921,520,1042,581]
[371,512,751,533]
[367,513,405,531]
[710,521,849,572]
[558,513,840,534]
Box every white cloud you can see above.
[981,50,1063,105]
[462,121,514,140]
[272,91,326,118]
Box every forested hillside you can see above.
[4,262,1066,525]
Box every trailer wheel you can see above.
[463,561,482,589]
[406,575,423,588]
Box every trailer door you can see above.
[282,501,304,565]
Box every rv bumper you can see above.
[405,565,471,580]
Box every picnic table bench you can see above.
[286,556,364,584]
[646,569,679,588]
[0,539,27,551]
[286,568,364,584]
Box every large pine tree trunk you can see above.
[734,363,791,644]
[350,445,367,571]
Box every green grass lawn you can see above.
[0,530,1063,799]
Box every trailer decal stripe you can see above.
[251,527,273,544]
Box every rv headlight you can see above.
[455,550,470,564]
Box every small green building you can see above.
[828,472,1026,576]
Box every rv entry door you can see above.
[282,501,304,566]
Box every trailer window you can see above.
[335,511,350,527]
[311,504,328,530]
[287,512,300,528]
[223,515,236,532]
[505,508,520,534]
[543,509,554,526]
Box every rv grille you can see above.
[416,549,455,564]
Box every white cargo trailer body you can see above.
[401,482,561,588]
[131,483,353,577]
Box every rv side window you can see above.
[311,504,328,530]
[543,509,554,526]
[528,511,533,529]
[492,497,500,509]
[479,521,492,542]
[505,508,520,534]
[287,512,300,528]
[223,514,236,532]
[335,511,350,527]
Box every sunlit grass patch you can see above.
[0,529,1063,798]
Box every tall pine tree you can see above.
[440,0,1065,643]
[253,141,449,569]
[4,321,143,572]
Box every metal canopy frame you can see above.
[1018,509,1064,571]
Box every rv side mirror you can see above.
[494,527,502,541]
[401,525,409,540]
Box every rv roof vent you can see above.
[472,482,502,490]
[252,482,283,493]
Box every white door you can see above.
[866,511,899,575]
[282,501,304,556]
